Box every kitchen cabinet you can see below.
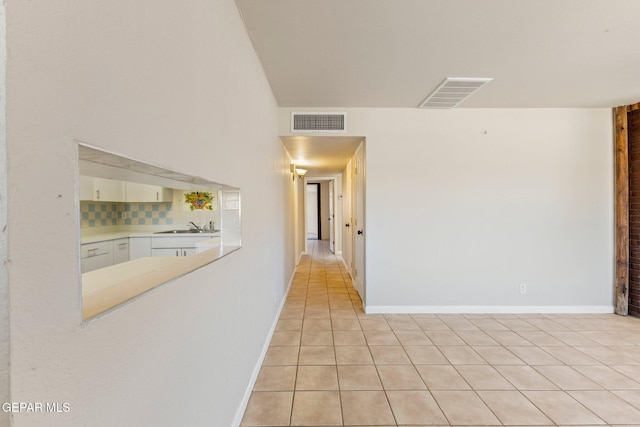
[151,248,195,257]
[125,182,172,202]
[150,235,214,257]
[79,175,94,201]
[79,176,125,202]
[112,238,130,264]
[81,240,113,273]
[129,237,151,260]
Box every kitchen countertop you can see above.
[82,244,240,321]
[81,229,221,244]
[80,227,231,321]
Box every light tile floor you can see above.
[241,240,640,426]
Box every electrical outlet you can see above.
[519,283,527,294]
[121,212,130,219]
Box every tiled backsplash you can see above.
[81,189,221,231]
[80,202,119,228]
[80,202,174,228]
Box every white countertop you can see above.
[81,229,221,244]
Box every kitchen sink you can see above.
[154,229,213,234]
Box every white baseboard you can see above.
[232,270,295,427]
[365,305,615,314]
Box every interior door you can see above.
[329,180,335,253]
[353,143,366,301]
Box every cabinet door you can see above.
[79,175,94,201]
[93,178,125,202]
[129,237,151,260]
[125,182,172,202]
[112,238,130,264]
[182,248,196,256]
[151,248,182,257]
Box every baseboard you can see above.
[232,269,295,427]
[365,305,615,314]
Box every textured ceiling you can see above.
[236,0,640,108]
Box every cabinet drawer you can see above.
[81,241,111,258]
[152,248,184,257]
[81,253,112,273]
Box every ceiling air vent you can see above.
[291,112,347,133]
[418,77,493,109]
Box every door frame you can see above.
[306,182,321,240]
[304,176,341,255]
[351,141,366,306]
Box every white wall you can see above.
[0,1,8,425]
[7,1,294,426]
[281,108,614,312]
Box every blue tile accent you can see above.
[139,218,146,225]
[124,218,131,225]
[82,212,88,220]
[89,220,95,227]
[145,211,152,218]
[152,204,159,211]
[124,203,132,211]
[132,211,138,218]
[88,205,95,212]
[152,218,160,225]
[167,218,173,225]
[95,212,102,219]
[159,211,166,218]
[100,204,107,212]
[138,204,145,211]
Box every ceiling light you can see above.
[419,77,493,109]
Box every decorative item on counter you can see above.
[184,191,214,210]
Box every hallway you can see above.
[241,240,640,426]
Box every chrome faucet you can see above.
[188,221,202,231]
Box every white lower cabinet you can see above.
[81,238,131,273]
[81,235,217,272]
[129,237,151,260]
[80,240,113,273]
[112,238,129,264]
[151,248,196,257]
[150,236,213,257]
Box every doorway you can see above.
[281,135,366,305]
[306,183,320,240]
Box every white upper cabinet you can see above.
[79,175,94,201]
[93,178,125,202]
[125,182,172,202]
[80,176,171,202]
[79,176,125,202]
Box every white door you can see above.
[329,180,335,253]
[306,184,319,239]
[353,143,366,301]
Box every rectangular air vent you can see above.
[291,112,347,132]
[419,77,493,109]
